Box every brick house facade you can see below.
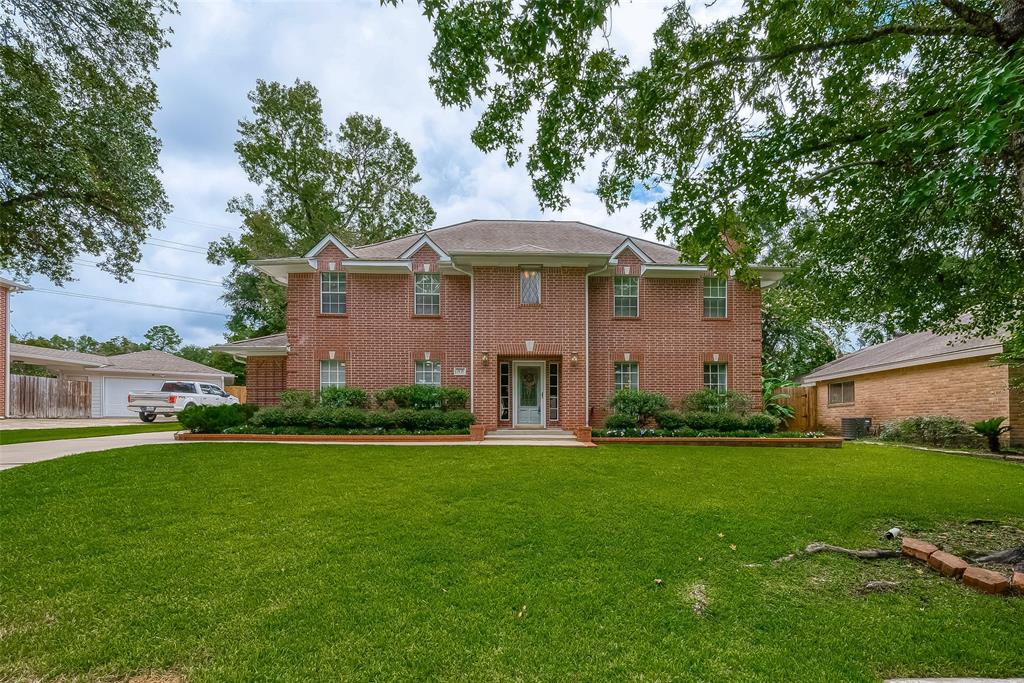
[802,331,1022,445]
[216,221,782,431]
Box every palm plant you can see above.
[972,417,1010,453]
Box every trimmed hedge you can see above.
[609,389,671,427]
[374,385,469,411]
[879,416,983,449]
[249,406,475,433]
[681,389,752,415]
[320,387,370,409]
[179,403,259,433]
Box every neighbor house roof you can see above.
[801,330,1004,384]
[209,333,289,358]
[9,343,233,379]
[0,276,31,292]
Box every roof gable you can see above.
[304,234,356,259]
[610,238,653,264]
[398,234,450,260]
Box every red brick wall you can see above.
[264,243,764,431]
[285,244,471,396]
[0,286,8,417]
[473,265,588,429]
[248,356,287,406]
[813,356,1019,443]
[588,249,763,425]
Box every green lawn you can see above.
[1,443,1022,682]
[0,421,180,445]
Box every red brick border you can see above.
[174,432,474,443]
[591,436,842,448]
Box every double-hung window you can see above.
[415,360,441,386]
[320,272,346,314]
[320,360,346,388]
[614,362,639,391]
[828,381,855,405]
[520,267,541,305]
[703,277,727,318]
[613,276,639,317]
[414,273,440,315]
[703,362,727,393]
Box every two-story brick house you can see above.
[214,220,782,431]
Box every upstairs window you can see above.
[703,362,727,393]
[828,381,855,405]
[520,267,541,305]
[703,277,727,318]
[614,362,639,391]
[415,360,441,385]
[613,276,639,317]
[320,360,346,388]
[321,272,346,314]
[414,273,440,315]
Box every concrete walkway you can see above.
[0,430,181,470]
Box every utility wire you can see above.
[74,260,225,287]
[30,288,229,317]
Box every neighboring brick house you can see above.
[214,220,782,431]
[1,276,31,418]
[801,331,1023,445]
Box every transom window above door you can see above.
[414,273,440,315]
[520,267,541,305]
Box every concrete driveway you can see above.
[0,417,178,430]
[0,430,180,470]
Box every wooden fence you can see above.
[777,386,817,432]
[9,375,92,418]
[225,385,247,403]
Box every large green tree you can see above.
[209,79,436,339]
[402,0,1024,342]
[0,0,174,283]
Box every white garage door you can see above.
[102,378,168,417]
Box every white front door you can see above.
[513,362,544,427]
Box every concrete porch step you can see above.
[484,428,577,440]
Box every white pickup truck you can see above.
[127,381,238,422]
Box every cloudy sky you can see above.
[9,0,736,347]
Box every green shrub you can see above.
[375,385,443,410]
[444,410,476,430]
[744,413,779,434]
[179,403,258,433]
[972,416,1010,453]
[682,411,746,432]
[319,387,370,409]
[655,410,687,430]
[440,387,470,411]
[279,390,316,410]
[681,389,752,415]
[609,389,670,426]
[879,416,983,449]
[604,413,638,430]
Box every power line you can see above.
[74,260,225,287]
[167,216,242,233]
[30,288,228,317]
[143,240,207,255]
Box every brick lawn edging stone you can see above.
[901,537,1015,595]
[175,432,475,443]
[591,436,842,448]
[1014,572,1024,591]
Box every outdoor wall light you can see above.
[481,351,490,365]
[570,352,579,366]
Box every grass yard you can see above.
[1,443,1022,682]
[0,421,180,445]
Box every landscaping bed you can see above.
[592,434,841,447]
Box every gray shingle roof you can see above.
[801,330,1004,382]
[10,343,232,377]
[212,333,288,349]
[351,219,683,263]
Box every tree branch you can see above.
[938,0,999,33]
[801,159,887,184]
[686,24,986,76]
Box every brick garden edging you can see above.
[901,537,1019,596]
[591,436,843,448]
[174,432,475,443]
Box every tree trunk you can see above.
[804,543,901,559]
[973,546,1024,564]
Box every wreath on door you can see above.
[522,373,536,390]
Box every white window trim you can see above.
[703,362,728,393]
[613,276,640,318]
[415,359,442,386]
[614,361,640,391]
[414,272,441,316]
[703,277,728,318]
[320,271,346,314]
[520,267,542,305]
[319,359,346,389]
